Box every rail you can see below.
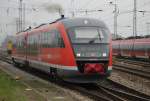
[0,55,150,101]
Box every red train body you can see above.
[112,38,150,59]
[12,18,112,83]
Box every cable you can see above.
[137,0,150,8]
[81,0,97,9]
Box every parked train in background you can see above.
[11,17,112,83]
[112,37,150,59]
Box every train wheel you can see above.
[23,61,29,68]
[49,67,58,81]
[12,58,20,67]
[118,54,122,58]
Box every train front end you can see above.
[59,18,112,83]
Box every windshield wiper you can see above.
[88,34,101,44]
[88,38,96,44]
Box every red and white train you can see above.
[112,38,150,59]
[12,17,112,83]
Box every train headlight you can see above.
[102,53,107,57]
[77,53,81,57]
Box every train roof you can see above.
[16,17,108,35]
[113,35,150,41]
[59,17,108,29]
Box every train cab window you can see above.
[67,27,109,44]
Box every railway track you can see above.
[113,57,150,79]
[97,79,150,101]
[0,56,150,101]
[0,54,12,64]
[114,57,150,67]
[113,64,150,79]
[0,57,113,101]
[72,79,150,101]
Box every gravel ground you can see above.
[109,69,150,96]
[0,61,93,101]
[114,61,150,72]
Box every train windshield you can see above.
[67,27,109,44]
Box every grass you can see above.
[0,70,27,101]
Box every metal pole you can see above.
[23,3,25,30]
[18,1,20,32]
[146,23,150,35]
[133,0,137,37]
[110,0,118,39]
[114,3,118,39]
[19,0,23,32]
[71,0,75,17]
[21,0,23,31]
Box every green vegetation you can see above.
[0,69,47,101]
[0,70,27,101]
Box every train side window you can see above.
[34,33,37,49]
[42,32,46,48]
[41,32,45,48]
[54,30,59,47]
[147,44,150,52]
[40,33,42,48]
[56,30,65,48]
[47,32,52,47]
[47,30,56,48]
[46,32,49,48]
[30,35,33,51]
[55,30,65,48]
[44,32,48,48]
[33,34,35,48]
[40,33,43,48]
[30,35,32,49]
[16,37,19,49]
[44,32,47,48]
[28,35,31,54]
[41,29,65,48]
[29,35,31,48]
[19,37,21,50]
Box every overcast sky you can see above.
[0,0,150,43]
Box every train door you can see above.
[24,32,28,62]
[26,32,31,65]
[38,32,42,62]
[49,29,61,65]
[46,27,64,66]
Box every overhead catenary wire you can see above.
[0,0,150,38]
